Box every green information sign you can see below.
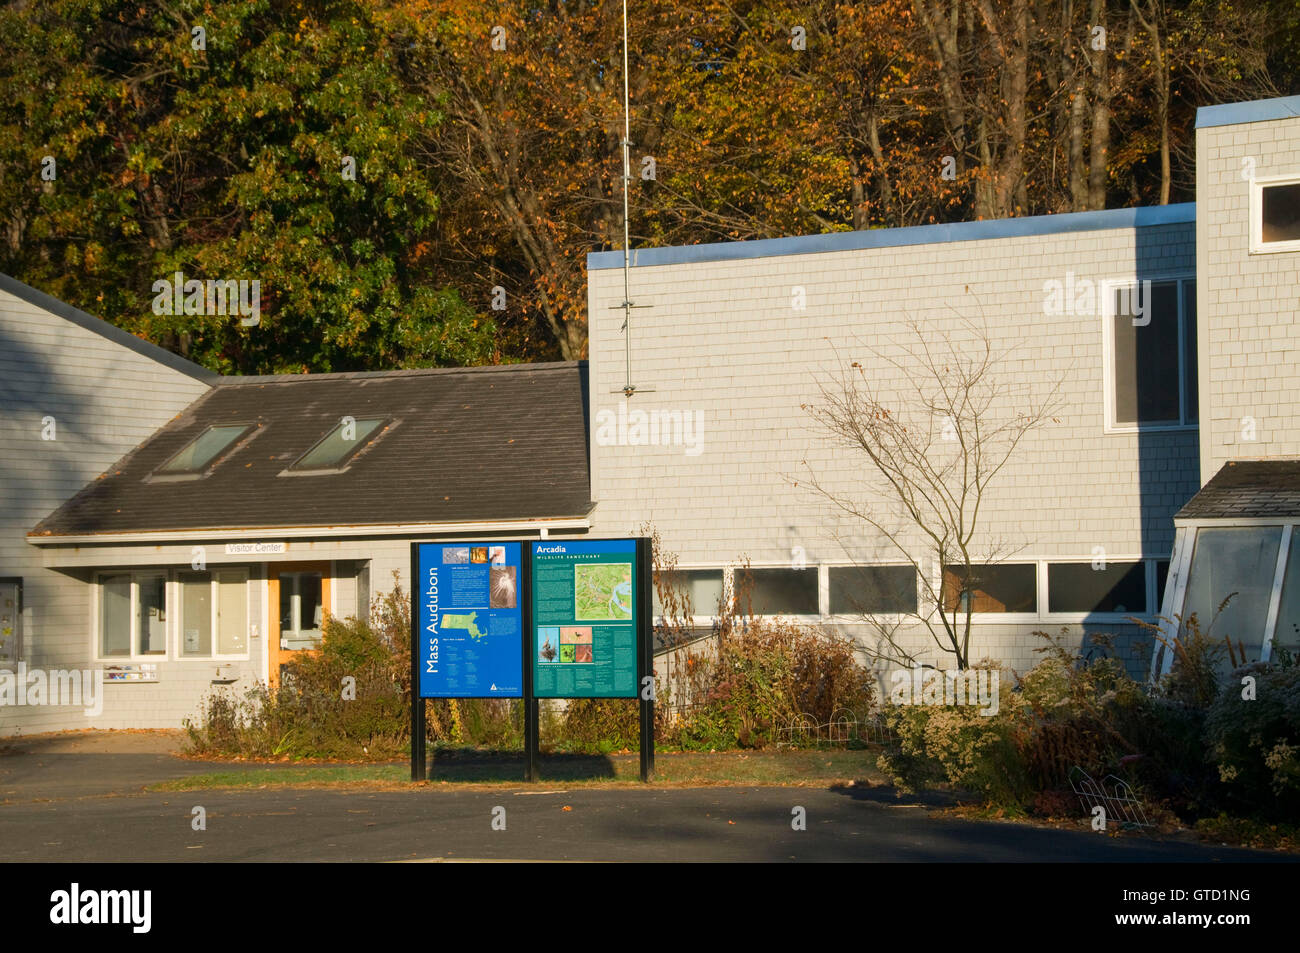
[530,538,638,698]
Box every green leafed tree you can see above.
[0,0,499,374]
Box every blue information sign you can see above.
[416,541,523,698]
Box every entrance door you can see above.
[268,562,331,688]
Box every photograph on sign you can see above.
[530,539,638,698]
[416,541,524,698]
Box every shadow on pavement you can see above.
[426,749,617,782]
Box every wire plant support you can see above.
[1069,766,1153,829]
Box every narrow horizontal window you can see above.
[653,569,724,617]
[829,565,917,615]
[737,567,818,616]
[289,417,386,471]
[1048,561,1145,614]
[157,424,252,475]
[942,563,1037,614]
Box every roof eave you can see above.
[26,514,595,546]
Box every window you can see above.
[1251,177,1300,253]
[737,567,818,616]
[97,572,168,659]
[0,578,21,663]
[1156,559,1171,613]
[1048,561,1146,614]
[178,570,248,658]
[1182,527,1282,666]
[1270,532,1300,656]
[156,424,252,475]
[288,417,386,472]
[280,571,324,649]
[653,569,724,618]
[829,565,917,615]
[1108,278,1197,429]
[942,564,1037,614]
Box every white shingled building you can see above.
[586,93,1300,682]
[2,92,1298,732]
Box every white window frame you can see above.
[1041,557,1156,623]
[1101,274,1197,434]
[651,565,727,626]
[176,568,252,662]
[824,562,921,623]
[278,570,326,643]
[936,561,1042,626]
[1249,174,1300,255]
[1155,519,1293,678]
[725,564,822,622]
[93,570,171,662]
[0,577,22,664]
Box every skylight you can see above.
[289,417,386,472]
[157,424,252,475]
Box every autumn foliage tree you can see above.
[0,0,1293,369]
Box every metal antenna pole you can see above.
[609,0,653,397]
[621,0,632,397]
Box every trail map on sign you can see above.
[575,563,633,620]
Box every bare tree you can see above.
[799,316,1063,669]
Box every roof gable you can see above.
[0,273,217,384]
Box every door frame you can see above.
[267,561,332,688]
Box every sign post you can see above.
[527,537,652,780]
[410,563,425,779]
[410,536,653,784]
[410,541,525,781]
[637,537,654,782]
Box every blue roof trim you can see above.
[1196,95,1300,129]
[586,203,1195,270]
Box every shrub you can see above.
[1203,653,1300,817]
[552,699,642,753]
[667,616,876,750]
[875,661,1032,812]
[183,576,524,759]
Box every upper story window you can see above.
[155,424,253,477]
[1250,176,1300,253]
[1106,278,1197,431]
[286,417,386,473]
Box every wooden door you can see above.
[267,561,331,688]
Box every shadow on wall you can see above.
[0,318,130,673]
[1077,224,1200,680]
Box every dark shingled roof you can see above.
[1176,459,1300,521]
[31,362,592,536]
